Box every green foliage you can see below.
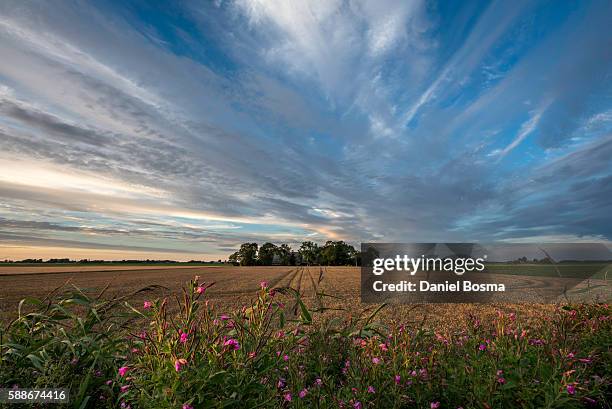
[2,280,610,408]
[229,243,259,266]
[298,241,319,266]
[0,285,161,408]
[230,240,359,266]
[258,242,279,265]
[319,240,357,266]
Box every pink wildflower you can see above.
[284,393,292,402]
[174,358,187,372]
[224,338,240,350]
[394,375,401,385]
[260,281,268,289]
[196,286,206,294]
[143,301,152,310]
[299,389,308,398]
[183,404,194,409]
[353,401,362,409]
[220,314,229,321]
[431,402,441,409]
[118,366,129,377]
[497,377,506,384]
[315,378,322,386]
[179,332,188,344]
[120,385,130,392]
[372,357,381,364]
[283,354,289,361]
[566,384,576,395]
[379,343,388,352]
[367,386,375,394]
[478,343,487,351]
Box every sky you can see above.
[0,0,611,261]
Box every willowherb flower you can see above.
[353,401,362,409]
[379,343,388,351]
[394,375,401,385]
[183,404,194,409]
[118,366,129,377]
[372,357,381,365]
[478,343,487,351]
[277,378,286,389]
[224,338,240,350]
[120,385,130,392]
[431,401,441,409]
[497,377,506,384]
[179,332,188,344]
[367,386,375,394]
[315,378,322,387]
[174,358,187,372]
[260,281,268,289]
[299,388,308,398]
[196,286,206,294]
[566,384,576,395]
[143,301,152,309]
[284,393,292,402]
[283,354,289,361]
[220,314,229,321]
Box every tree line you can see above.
[228,241,360,266]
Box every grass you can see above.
[1,277,610,408]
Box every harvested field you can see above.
[0,264,566,331]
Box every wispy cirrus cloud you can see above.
[0,0,610,260]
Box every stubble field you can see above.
[0,264,559,329]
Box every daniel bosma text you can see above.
[372,280,506,292]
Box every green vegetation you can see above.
[1,279,610,408]
[229,241,358,266]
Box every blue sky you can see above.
[0,0,610,260]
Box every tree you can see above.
[231,242,259,266]
[258,242,278,265]
[277,244,292,265]
[299,241,319,265]
[320,241,357,266]
[228,241,358,266]
[228,252,239,265]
